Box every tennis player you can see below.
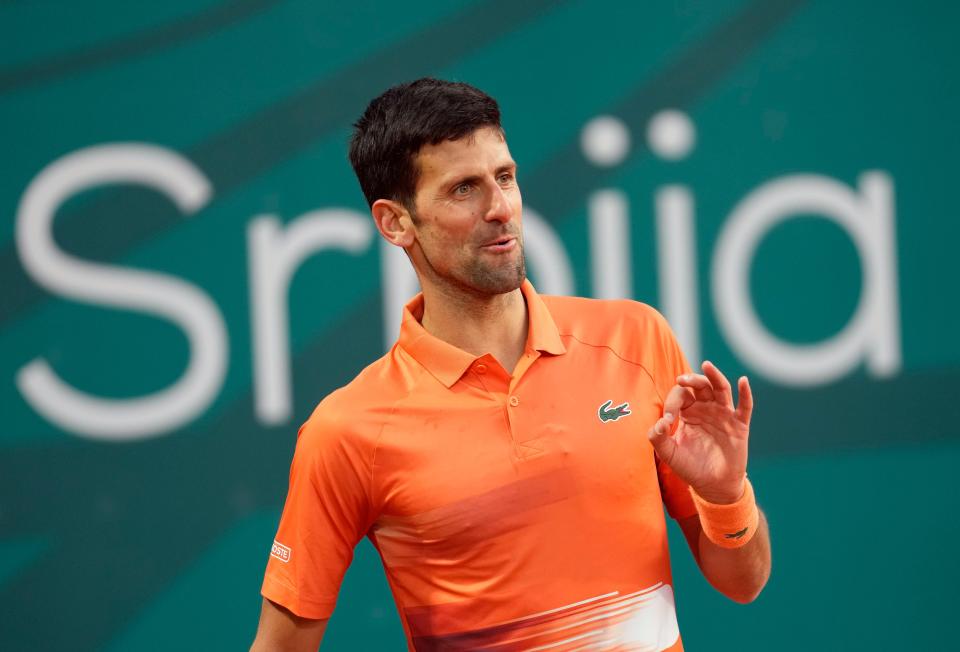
[250,78,771,651]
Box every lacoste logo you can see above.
[598,400,632,423]
[271,540,291,563]
[724,527,749,540]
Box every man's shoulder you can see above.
[538,294,681,369]
[297,347,411,451]
[540,294,672,341]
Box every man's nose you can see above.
[484,182,512,223]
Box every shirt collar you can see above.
[397,279,566,388]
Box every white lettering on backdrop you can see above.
[12,120,903,439]
[15,143,227,440]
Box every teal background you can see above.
[2,1,958,649]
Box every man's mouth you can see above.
[480,236,517,252]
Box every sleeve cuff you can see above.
[261,574,337,620]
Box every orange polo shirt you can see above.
[262,280,697,651]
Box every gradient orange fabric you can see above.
[262,281,697,651]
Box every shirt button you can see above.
[509,396,520,407]
[475,363,487,374]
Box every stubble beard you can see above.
[461,239,526,296]
[409,203,527,298]
[418,234,527,299]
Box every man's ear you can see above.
[371,199,416,248]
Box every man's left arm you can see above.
[678,508,771,603]
[648,360,772,603]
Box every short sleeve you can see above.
[261,406,375,619]
[646,307,699,521]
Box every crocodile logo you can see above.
[598,400,632,423]
[724,527,750,540]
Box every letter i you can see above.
[649,110,701,365]
[581,116,633,300]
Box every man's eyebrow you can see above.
[445,174,482,189]
[442,162,517,188]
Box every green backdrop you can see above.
[2,1,958,649]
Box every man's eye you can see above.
[454,183,471,195]
[498,173,514,184]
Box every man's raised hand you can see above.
[646,360,754,504]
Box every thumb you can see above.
[664,384,696,417]
[650,385,693,464]
[647,412,678,463]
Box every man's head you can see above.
[349,78,503,211]
[350,78,525,297]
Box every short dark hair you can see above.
[348,78,502,209]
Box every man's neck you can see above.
[419,282,529,375]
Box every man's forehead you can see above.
[416,127,514,179]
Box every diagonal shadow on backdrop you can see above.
[0,0,563,327]
[521,0,806,218]
[0,0,284,95]
[0,1,835,650]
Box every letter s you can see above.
[15,143,228,441]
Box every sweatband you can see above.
[690,478,760,549]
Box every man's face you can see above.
[407,126,525,297]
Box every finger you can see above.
[701,360,733,407]
[647,412,678,464]
[735,375,754,425]
[663,384,696,420]
[675,373,715,402]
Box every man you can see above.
[251,78,771,651]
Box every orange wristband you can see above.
[690,478,760,549]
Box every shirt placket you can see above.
[467,349,545,460]
[504,349,544,459]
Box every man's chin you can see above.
[460,262,526,296]
[417,251,524,298]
